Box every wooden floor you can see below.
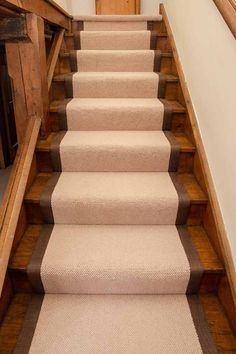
[0,293,235,353]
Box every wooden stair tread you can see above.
[24,172,207,205]
[1,293,235,353]
[49,99,186,113]
[36,132,195,154]
[52,72,179,82]
[9,225,224,276]
[60,51,173,58]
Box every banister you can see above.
[0,116,41,295]
[213,0,236,38]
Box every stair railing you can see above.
[0,116,41,295]
[213,0,236,38]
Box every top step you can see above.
[73,15,163,31]
[73,15,163,22]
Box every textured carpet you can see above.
[71,50,156,72]
[28,225,202,294]
[15,14,218,354]
[59,98,170,131]
[15,295,217,354]
[50,131,179,172]
[68,72,160,98]
[80,31,151,50]
[40,172,189,225]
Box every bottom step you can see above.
[15,294,217,354]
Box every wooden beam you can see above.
[213,0,236,38]
[0,16,27,40]
[47,29,65,90]
[0,0,72,30]
[6,13,50,141]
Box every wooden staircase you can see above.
[0,12,236,354]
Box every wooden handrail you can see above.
[0,116,41,295]
[213,0,236,38]
[47,29,65,90]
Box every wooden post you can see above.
[6,13,50,143]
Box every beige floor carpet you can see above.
[71,50,156,72]
[28,225,202,294]
[59,98,171,131]
[50,131,179,172]
[15,14,217,354]
[80,31,151,50]
[68,72,160,98]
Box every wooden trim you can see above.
[47,29,65,90]
[135,0,141,14]
[0,116,41,295]
[0,0,72,30]
[159,4,236,307]
[213,0,236,38]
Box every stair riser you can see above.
[24,201,206,226]
[36,150,194,174]
[72,20,165,33]
[8,268,223,295]
[70,51,160,73]
[52,80,179,101]
[58,52,174,76]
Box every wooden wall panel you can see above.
[96,0,140,15]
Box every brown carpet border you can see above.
[150,31,158,50]
[164,131,180,172]
[69,50,78,72]
[50,131,67,171]
[14,295,44,354]
[58,99,72,130]
[74,32,81,50]
[158,73,166,98]
[169,173,190,225]
[27,225,54,293]
[161,100,172,130]
[65,73,74,98]
[188,296,218,354]
[40,173,61,224]
[154,50,162,72]
[177,226,204,293]
[147,21,154,31]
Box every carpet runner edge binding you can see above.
[14,17,218,354]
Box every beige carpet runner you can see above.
[15,15,217,354]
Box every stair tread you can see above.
[73,15,163,22]
[60,50,173,58]
[49,98,185,113]
[53,72,178,82]
[9,225,223,275]
[1,293,235,353]
[3,293,221,353]
[24,172,207,205]
[37,131,195,153]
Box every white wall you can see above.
[67,0,96,15]
[164,0,236,267]
[141,0,161,15]
[54,0,70,12]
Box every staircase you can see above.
[3,14,235,353]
